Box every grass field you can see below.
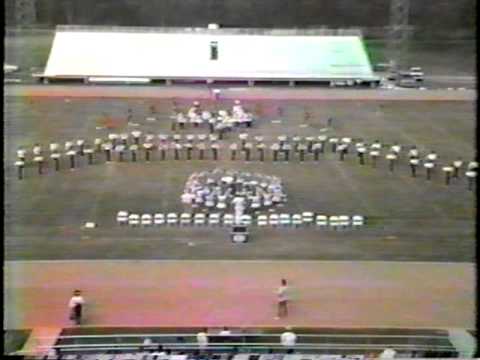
[4,96,475,261]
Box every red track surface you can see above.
[5,261,475,330]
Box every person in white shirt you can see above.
[141,337,156,352]
[174,112,185,130]
[453,157,463,178]
[232,100,244,118]
[370,140,382,150]
[196,328,209,349]
[45,348,58,360]
[408,145,419,159]
[276,278,289,319]
[68,290,85,325]
[17,147,26,161]
[33,144,42,156]
[188,102,201,127]
[379,347,397,359]
[219,327,231,336]
[390,142,401,155]
[280,327,297,347]
[426,151,438,162]
[49,142,59,153]
[467,160,478,171]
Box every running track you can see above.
[4,85,476,101]
[4,260,474,330]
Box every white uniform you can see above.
[196,332,208,347]
[188,107,198,121]
[201,111,212,121]
[280,331,297,347]
[391,145,401,154]
[371,142,382,150]
[233,105,245,117]
[408,149,418,158]
[68,295,85,308]
[468,161,478,170]
[379,348,397,359]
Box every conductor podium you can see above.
[230,226,249,243]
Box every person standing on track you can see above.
[68,290,85,325]
[275,278,289,319]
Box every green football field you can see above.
[4,94,476,261]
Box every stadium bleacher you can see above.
[41,327,459,359]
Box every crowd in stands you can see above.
[39,326,460,360]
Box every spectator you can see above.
[143,337,153,347]
[219,327,231,336]
[68,289,85,325]
[45,347,58,360]
[176,336,185,343]
[379,347,397,359]
[280,326,297,347]
[197,328,209,349]
[152,345,166,356]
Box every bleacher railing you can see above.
[32,332,457,354]
[56,25,363,37]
